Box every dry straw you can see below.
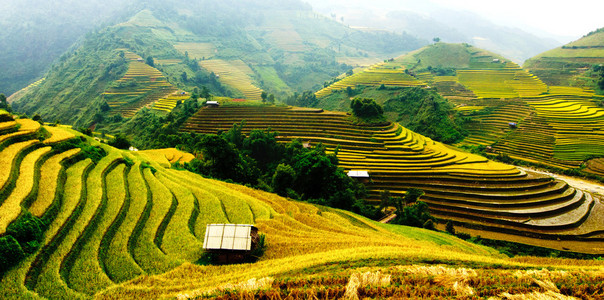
[344,271,392,300]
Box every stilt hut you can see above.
[202,224,259,264]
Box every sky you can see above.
[305,0,604,42]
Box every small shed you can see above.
[508,122,518,128]
[492,58,500,63]
[203,224,259,264]
[347,170,370,183]
[206,100,220,107]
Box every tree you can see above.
[272,164,296,196]
[346,69,354,76]
[350,98,383,119]
[261,91,268,103]
[394,201,436,229]
[268,94,275,104]
[0,94,7,110]
[242,129,282,172]
[379,190,391,210]
[200,86,210,99]
[433,37,441,43]
[446,220,456,235]
[195,134,253,183]
[108,134,131,150]
[181,71,188,82]
[146,56,155,67]
[0,236,25,273]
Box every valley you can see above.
[1,0,604,298]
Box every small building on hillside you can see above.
[508,122,518,128]
[203,224,259,264]
[347,170,370,183]
[206,100,220,107]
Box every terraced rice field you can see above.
[403,52,604,170]
[456,62,547,99]
[103,51,176,118]
[0,113,526,299]
[315,61,426,98]
[7,78,46,103]
[181,105,604,253]
[173,42,216,60]
[267,29,307,52]
[151,93,190,113]
[198,59,264,101]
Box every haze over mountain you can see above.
[304,0,604,63]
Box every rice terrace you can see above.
[2,0,604,299]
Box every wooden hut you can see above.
[205,100,220,107]
[202,224,259,264]
[347,170,370,183]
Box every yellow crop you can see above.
[30,148,80,217]
[0,146,51,234]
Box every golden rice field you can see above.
[103,50,176,118]
[151,93,190,113]
[315,61,425,98]
[0,113,603,299]
[378,45,604,171]
[181,105,604,254]
[198,59,264,101]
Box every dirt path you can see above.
[379,214,397,224]
[518,166,604,199]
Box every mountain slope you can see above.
[524,27,604,87]
[10,1,426,128]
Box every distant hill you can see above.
[524,27,604,87]
[0,0,135,95]
[9,0,426,128]
[304,0,560,63]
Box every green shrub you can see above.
[350,98,383,119]
[393,200,436,229]
[445,221,456,235]
[53,136,107,163]
[248,234,267,263]
[6,212,45,254]
[0,235,25,273]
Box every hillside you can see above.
[0,113,496,298]
[524,28,604,87]
[8,1,426,128]
[1,114,603,299]
[180,103,604,254]
[317,42,604,174]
